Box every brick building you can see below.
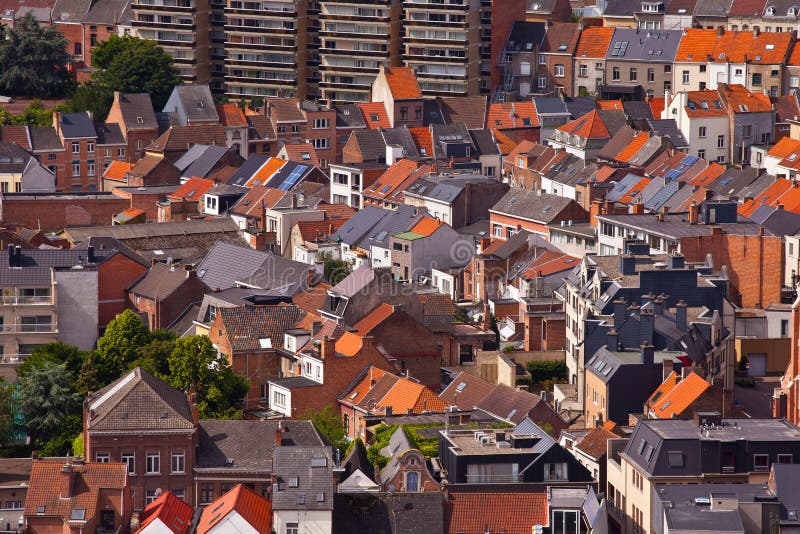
[128,263,208,331]
[0,192,129,231]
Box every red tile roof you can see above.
[597,99,623,110]
[614,131,650,162]
[618,177,652,204]
[231,186,287,218]
[196,484,272,534]
[688,162,725,187]
[382,66,423,100]
[557,110,609,139]
[675,29,719,62]
[648,97,665,118]
[520,250,580,279]
[729,0,767,16]
[768,136,800,159]
[409,127,433,156]
[445,492,548,534]
[216,103,248,127]
[296,219,348,243]
[649,371,711,418]
[353,303,395,336]
[683,90,727,118]
[104,160,133,181]
[492,129,518,154]
[358,103,391,129]
[317,202,356,220]
[335,331,364,357]
[281,142,319,166]
[575,26,615,59]
[487,101,540,129]
[739,178,792,217]
[575,425,621,460]
[719,83,773,112]
[364,160,429,203]
[169,176,215,201]
[136,490,193,534]
[410,216,443,237]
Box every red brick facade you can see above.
[0,194,129,230]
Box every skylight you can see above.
[456,381,467,392]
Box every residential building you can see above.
[495,21,546,102]
[573,27,615,97]
[536,22,579,98]
[371,66,425,127]
[489,188,588,240]
[389,216,473,282]
[718,83,775,164]
[329,162,387,208]
[23,459,131,534]
[104,92,159,163]
[604,29,681,98]
[136,491,193,533]
[548,109,628,160]
[0,458,31,532]
[644,370,723,419]
[0,143,55,193]
[128,263,208,331]
[403,174,509,229]
[196,484,272,534]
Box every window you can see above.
[612,67,620,81]
[698,150,706,159]
[647,68,654,82]
[791,76,800,88]
[538,55,546,65]
[698,126,707,138]
[74,43,82,55]
[754,454,770,472]
[95,451,110,463]
[579,64,588,77]
[544,462,567,481]
[406,471,420,492]
[72,142,80,154]
[400,107,408,121]
[122,452,135,475]
[72,161,80,177]
[200,483,214,504]
[630,67,637,81]
[668,451,684,467]
[100,510,115,531]
[87,142,94,153]
[551,510,579,534]
[778,454,793,464]
[171,450,185,473]
[664,64,672,73]
[117,147,125,157]
[312,138,329,149]
[752,73,762,86]
[683,70,690,84]
[313,118,328,129]
[145,490,158,505]
[273,390,286,407]
[554,64,565,77]
[286,524,299,534]
[146,451,160,474]
[87,160,95,177]
[538,75,547,88]
[742,124,753,137]
[717,135,724,148]
[782,319,790,337]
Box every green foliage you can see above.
[0,99,65,127]
[0,13,73,97]
[502,344,515,353]
[318,252,352,285]
[90,35,181,109]
[165,336,249,419]
[96,309,151,383]
[0,379,16,446]
[404,424,440,458]
[67,81,114,122]
[535,421,555,437]
[71,434,84,457]
[76,351,101,395]
[17,361,81,446]
[453,306,470,324]
[302,404,347,454]
[738,354,748,371]
[526,360,567,383]
[366,424,397,470]
[39,413,82,456]
[130,336,176,377]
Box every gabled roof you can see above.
[216,103,248,127]
[280,142,319,166]
[166,85,219,123]
[718,83,773,113]
[576,26,615,58]
[540,21,580,55]
[675,28,719,62]
[557,109,623,139]
[575,424,623,460]
[445,491,548,534]
[196,484,272,534]
[113,93,157,130]
[381,66,423,100]
[129,262,196,300]
[58,112,96,139]
[358,103,391,129]
[606,29,681,62]
[169,176,215,201]
[218,305,306,353]
[87,367,194,431]
[648,371,712,418]
[410,216,444,237]
[137,490,194,534]
[487,102,540,129]
[341,366,447,415]
[490,188,583,224]
[439,96,487,129]
[148,125,227,154]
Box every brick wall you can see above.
[0,195,129,230]
[98,254,148,328]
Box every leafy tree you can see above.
[17,361,81,446]
[302,404,347,454]
[39,413,82,456]
[453,306,470,324]
[0,379,16,446]
[318,252,352,285]
[67,80,114,122]
[96,309,150,383]
[130,337,176,377]
[165,336,248,419]
[91,35,181,109]
[0,13,73,97]
[76,351,101,396]
[71,433,84,457]
[526,360,567,383]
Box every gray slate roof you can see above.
[606,29,681,62]
[196,241,311,292]
[272,445,335,511]
[533,97,570,115]
[646,119,690,148]
[490,189,579,224]
[59,112,96,139]
[113,93,157,130]
[129,261,195,299]
[174,144,231,178]
[0,247,117,286]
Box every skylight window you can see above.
[456,381,467,392]
[558,44,568,51]
[765,44,775,50]
[70,508,86,521]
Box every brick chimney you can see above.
[321,336,335,360]
[188,385,199,426]
[275,421,283,447]
[688,201,699,224]
[60,463,75,499]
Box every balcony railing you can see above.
[0,324,56,334]
[465,474,522,484]
[0,296,52,305]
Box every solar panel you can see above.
[278,164,309,190]
[665,169,681,180]
[380,185,390,193]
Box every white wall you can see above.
[273,510,333,534]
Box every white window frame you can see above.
[146,451,160,474]
[171,450,185,474]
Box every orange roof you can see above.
[492,129,517,154]
[618,177,652,204]
[520,251,580,278]
[790,39,800,65]
[739,178,792,217]
[169,176,215,201]
[689,162,725,187]
[676,187,709,212]
[775,182,800,212]
[364,160,423,201]
[292,283,331,315]
[650,372,711,418]
[615,131,650,162]
[353,303,395,336]
[409,127,433,156]
[411,216,443,237]
[232,186,287,217]
[684,90,727,118]
[675,29,719,62]
[557,110,609,139]
[377,378,447,414]
[335,331,363,357]
[246,157,286,187]
[382,66,423,100]
[196,484,272,534]
[487,101,539,129]
[103,160,133,181]
[281,142,319,166]
[358,102,391,129]
[119,207,145,218]
[297,219,348,242]
[216,103,248,127]
[341,366,390,406]
[768,136,800,159]
[596,99,623,110]
[594,165,618,183]
[317,202,356,220]
[575,26,615,59]
[648,97,665,118]
[445,492,548,534]
[137,491,194,534]
[719,83,772,113]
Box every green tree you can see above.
[0,13,73,97]
[319,252,352,285]
[96,309,151,384]
[67,80,114,122]
[17,361,81,446]
[39,413,82,456]
[0,379,16,446]
[165,336,248,419]
[91,35,181,109]
[130,337,176,377]
[302,404,347,454]
[76,351,101,396]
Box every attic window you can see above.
[197,101,204,109]
[532,2,541,8]
[755,55,762,61]
[558,44,568,51]
[349,391,358,400]
[317,492,325,502]
[455,381,467,392]
[297,494,306,505]
[70,508,86,521]
[311,458,328,467]
[523,118,533,126]
[739,105,749,112]
[668,451,684,467]
[36,506,45,515]
[370,114,379,121]
[638,439,648,455]
[301,152,311,160]
[136,116,144,124]
[495,120,502,126]
[289,477,299,487]
[766,44,775,50]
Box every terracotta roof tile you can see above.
[487,101,540,129]
[575,425,620,460]
[675,29,719,62]
[353,303,395,336]
[358,103,391,129]
[520,251,581,278]
[247,158,287,188]
[103,160,133,181]
[597,99,623,110]
[683,90,728,118]
[492,129,517,154]
[317,202,356,220]
[739,178,792,217]
[335,331,363,357]
[557,109,610,138]
[231,186,287,218]
[720,83,774,113]
[729,0,766,16]
[575,26,615,59]
[341,366,389,406]
[382,66,423,100]
[364,160,431,203]
[291,283,331,314]
[648,97,665,118]
[216,103,248,128]
[615,131,650,162]
[196,484,272,534]
[137,490,193,534]
[790,40,800,65]
[0,125,31,150]
[650,371,711,418]
[410,216,443,237]
[296,219,347,243]
[689,162,725,187]
[281,143,319,166]
[417,292,455,316]
[445,492,548,534]
[409,127,433,156]
[768,136,800,159]
[169,176,215,201]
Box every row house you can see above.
[495,21,547,102]
[266,98,337,168]
[604,29,681,98]
[573,26,615,97]
[489,188,589,240]
[536,22,580,98]
[549,109,628,160]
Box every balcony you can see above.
[0,324,57,334]
[464,474,522,484]
[0,296,53,305]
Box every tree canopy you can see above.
[0,13,72,97]
[17,361,82,446]
[95,309,151,383]
[302,404,347,455]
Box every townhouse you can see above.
[604,29,681,98]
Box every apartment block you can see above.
[132,0,211,83]
[318,0,403,104]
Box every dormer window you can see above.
[766,6,776,15]
[136,116,144,124]
[789,6,796,15]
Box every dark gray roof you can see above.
[59,112,96,139]
[358,204,419,249]
[490,189,580,224]
[29,127,63,151]
[533,97,570,115]
[645,181,682,211]
[227,155,269,187]
[83,0,129,24]
[406,175,497,204]
[564,96,599,119]
[665,506,744,532]
[469,129,500,156]
[749,205,800,236]
[331,206,396,247]
[507,21,547,52]
[333,492,444,534]
[708,167,761,197]
[129,261,195,299]
[737,172,776,200]
[174,144,231,178]
[166,85,218,123]
[95,123,125,145]
[272,445,335,511]
[335,104,366,129]
[196,241,288,291]
[382,127,419,159]
[196,420,324,471]
[596,212,766,238]
[51,0,91,24]
[693,0,733,16]
[606,29,681,62]
[352,129,387,162]
[423,99,445,126]
[0,247,117,286]
[546,154,585,186]
[0,142,33,174]
[112,93,156,131]
[481,230,532,260]
[603,0,640,16]
[646,119,690,148]
[771,463,800,521]
[623,101,654,121]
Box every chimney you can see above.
[620,255,636,275]
[688,201,699,224]
[7,243,13,268]
[87,245,95,263]
[663,358,674,381]
[312,321,322,336]
[276,421,283,446]
[60,463,75,499]
[607,329,619,351]
[654,295,665,315]
[778,203,785,210]
[632,201,644,214]
[292,194,299,209]
[260,201,268,233]
[675,300,687,331]
[640,308,654,345]
[754,26,760,37]
[321,336,335,360]
[14,246,21,267]
[640,343,655,366]
[613,298,627,329]
[668,253,685,269]
[189,386,199,426]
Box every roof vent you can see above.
[225,458,234,466]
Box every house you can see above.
[338,366,447,441]
[146,126,229,163]
[389,216,473,282]
[0,457,32,531]
[158,177,216,222]
[23,459,131,534]
[573,27,615,97]
[644,370,722,419]
[371,66,424,129]
[495,21,547,102]
[162,85,219,126]
[105,92,159,163]
[216,103,250,158]
[123,153,181,188]
[173,144,244,182]
[378,426,440,492]
[444,490,548,534]
[536,22,580,98]
[328,162,387,209]
[603,29,681,99]
[83,367,198,510]
[0,142,55,193]
[196,484,272,534]
[567,422,624,488]
[489,188,588,239]
[486,102,541,145]
[549,109,627,160]
[135,491,193,534]
[403,174,510,229]
[128,263,207,331]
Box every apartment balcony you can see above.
[319,79,373,90]
[403,0,469,9]
[0,296,53,306]
[0,324,57,334]
[464,474,523,484]
[319,47,389,59]
[132,2,194,13]
[133,20,196,30]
